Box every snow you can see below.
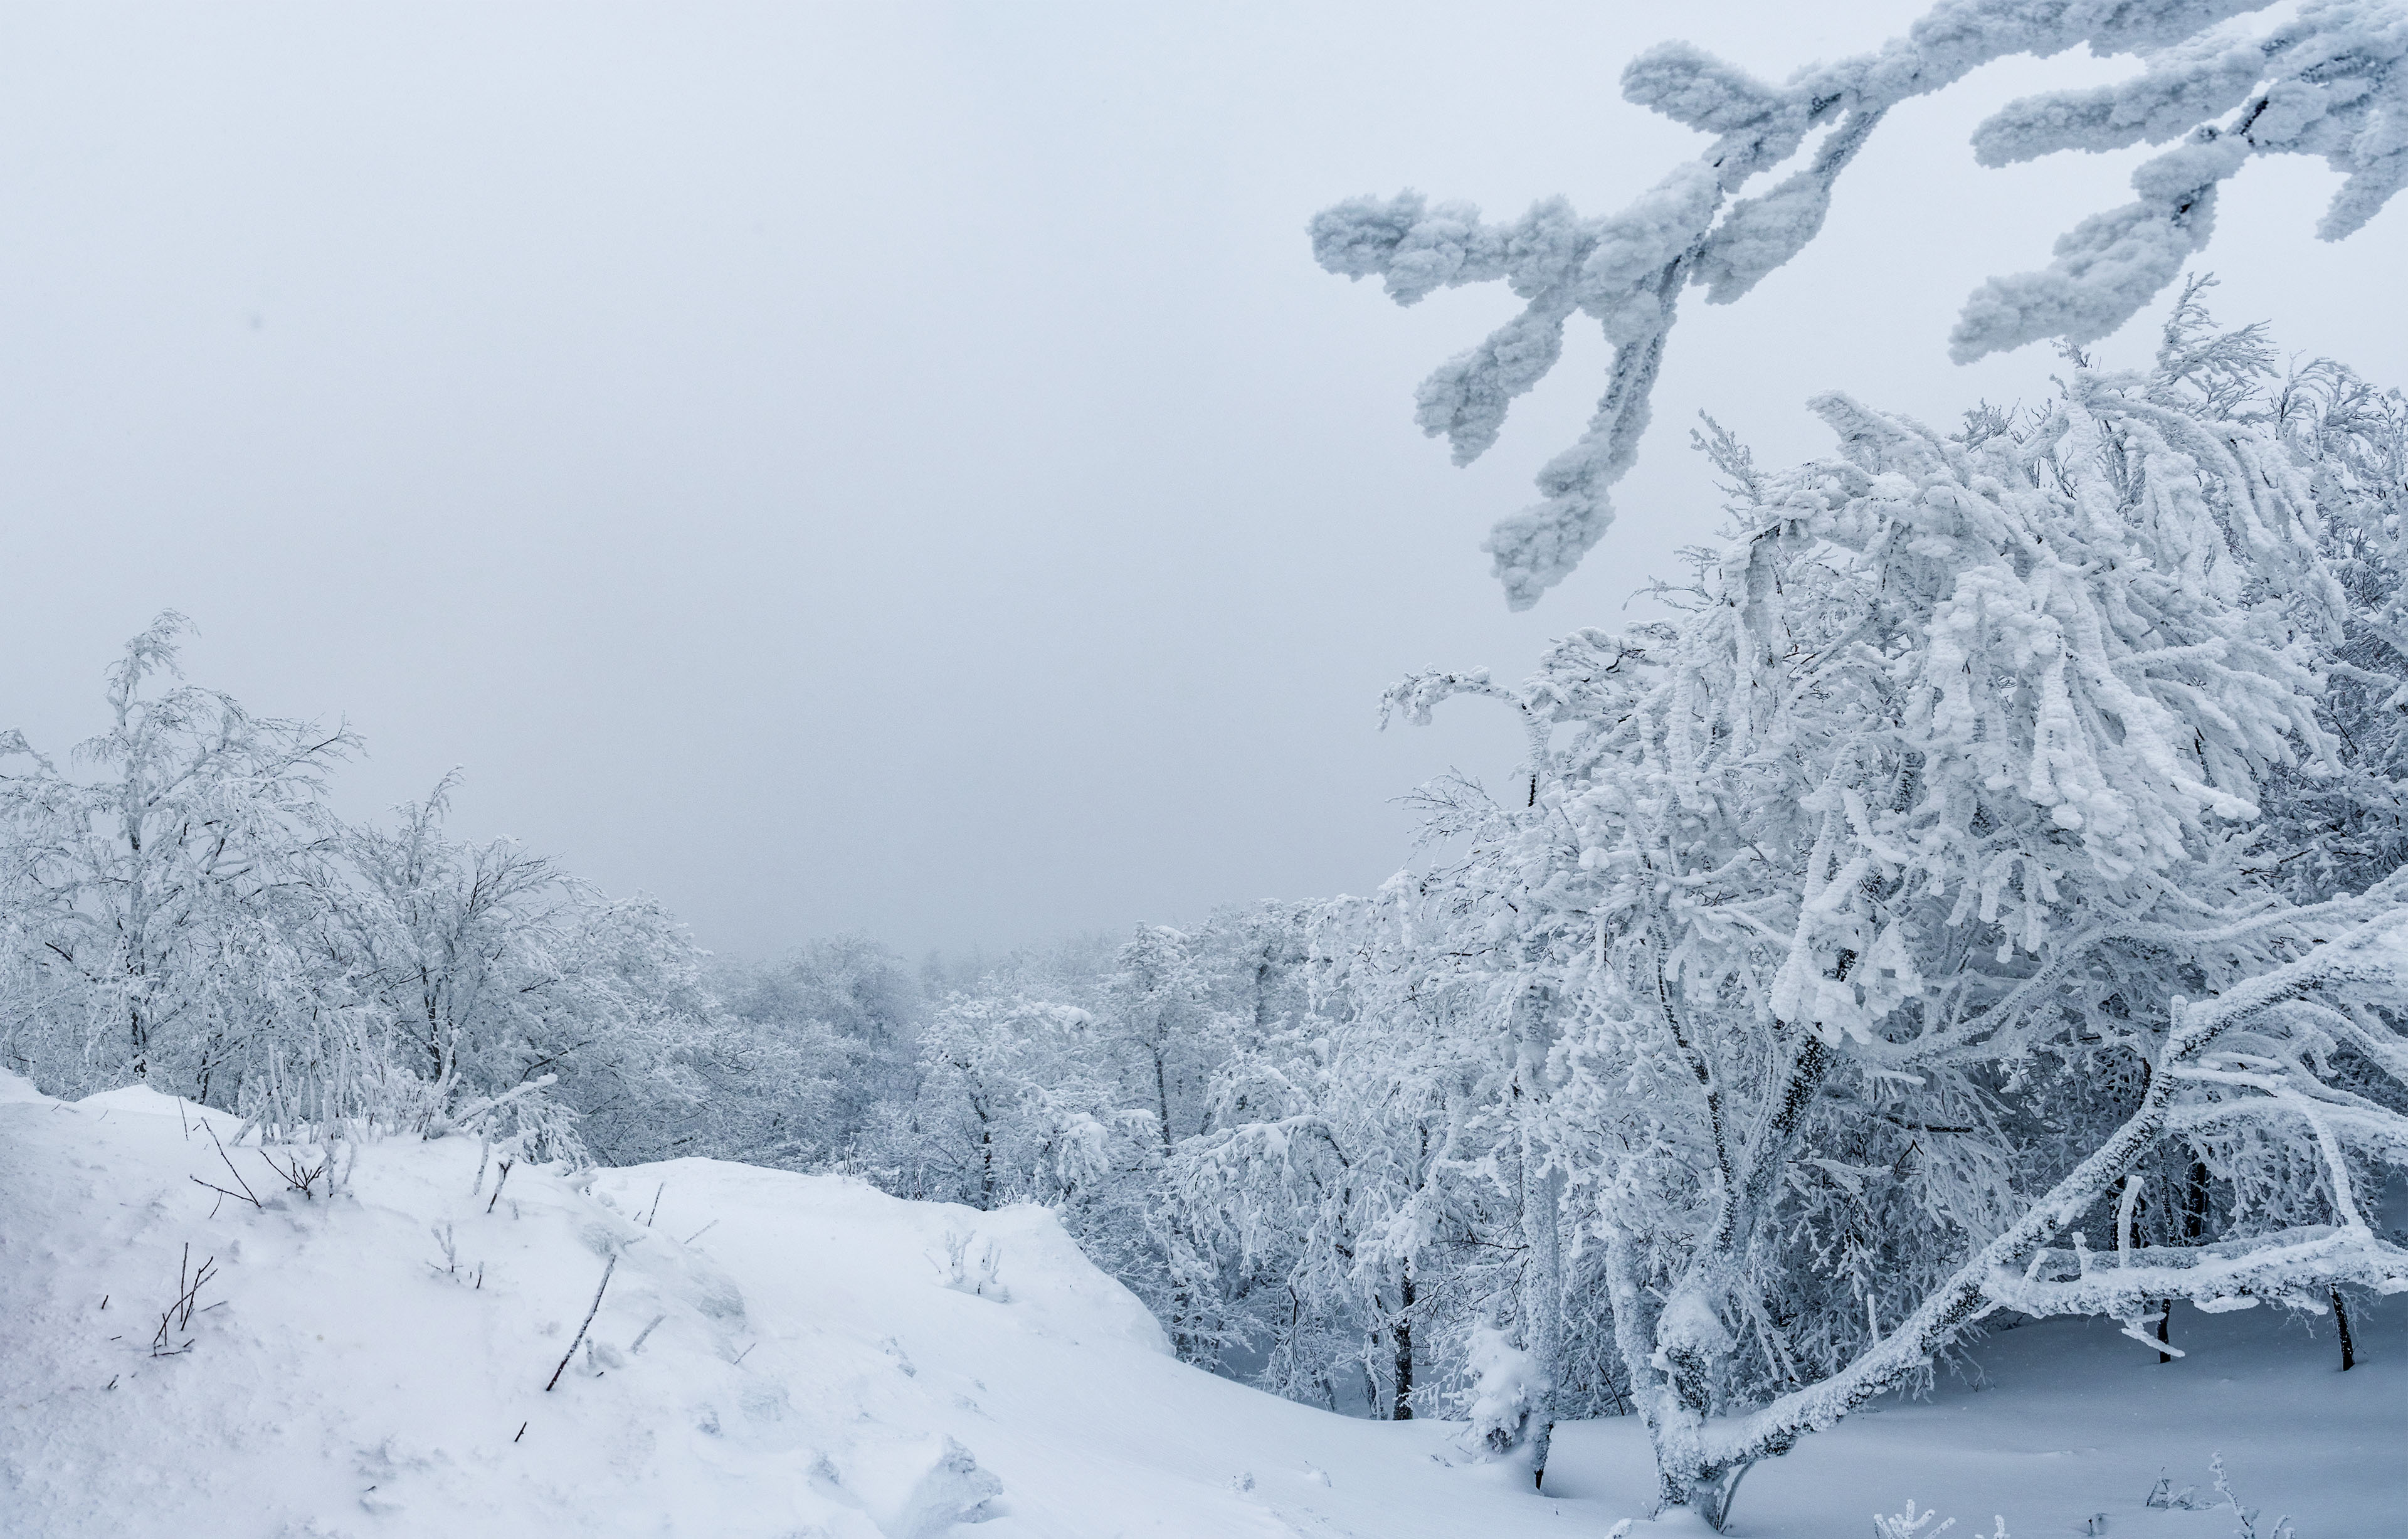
[4,1068,2400,1538]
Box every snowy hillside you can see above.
[4,1071,2398,1538]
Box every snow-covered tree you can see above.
[1367,302,2408,1526]
[0,613,355,1097]
[0,622,815,1170]
[1314,0,2408,607]
[868,916,1341,1375]
[1099,924,1232,1154]
[884,993,1119,1210]
[1177,907,1470,1420]
[1193,899,1318,1040]
[315,775,808,1165]
[1176,881,1645,1442]
[717,933,924,1161]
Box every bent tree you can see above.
[1376,324,2408,1526]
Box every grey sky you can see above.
[1,2,2399,960]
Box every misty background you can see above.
[1,1,2399,959]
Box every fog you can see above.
[1,1,2398,957]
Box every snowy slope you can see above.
[3,1071,2399,1538]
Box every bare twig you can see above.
[680,1220,718,1246]
[261,1146,330,1199]
[198,1118,260,1209]
[150,1243,219,1356]
[643,1183,665,1228]
[487,1160,514,1215]
[189,1175,259,1215]
[544,1254,618,1392]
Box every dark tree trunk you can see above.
[1391,1271,1414,1420]
[2131,1178,2173,1363]
[1153,1047,1173,1155]
[2182,1158,2210,1242]
[969,1081,994,1210]
[2333,1288,2355,1371]
[2172,1156,2212,1367]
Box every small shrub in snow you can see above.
[260,1140,343,1200]
[2141,1457,2300,1537]
[2148,1475,2199,1510]
[2210,1454,2298,1539]
[425,1222,480,1288]
[147,1242,218,1358]
[1459,1323,1541,1461]
[933,1229,1010,1303]
[1871,1499,1952,1539]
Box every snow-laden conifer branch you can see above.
[1314,0,2406,606]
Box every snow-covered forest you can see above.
[7,3,2408,1536]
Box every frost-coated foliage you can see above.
[1313,0,2408,607]
[863,917,1325,1369]
[1344,292,2408,1526]
[855,902,1613,1417]
[7,311,2404,1531]
[0,620,817,1168]
[0,613,356,1103]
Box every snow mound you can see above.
[0,1071,1545,1537]
[3,1072,1021,1537]
[5,1068,2399,1538]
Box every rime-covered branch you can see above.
[1314,0,2406,606]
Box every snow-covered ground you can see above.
[3,1071,2397,1538]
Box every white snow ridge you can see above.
[8,1067,2404,1538]
[0,1069,1553,1538]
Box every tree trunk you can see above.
[1392,1269,1415,1420]
[2182,1157,2210,1242]
[971,1080,995,1210]
[1518,1124,1563,1487]
[1686,1466,1755,1533]
[1513,1028,1563,1486]
[1152,1046,1173,1155]
[2333,1287,2355,1371]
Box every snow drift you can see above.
[0,1070,1578,1538]
[4,1069,2399,1538]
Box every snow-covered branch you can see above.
[1314,0,2405,606]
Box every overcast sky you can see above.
[1,2,2400,960]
